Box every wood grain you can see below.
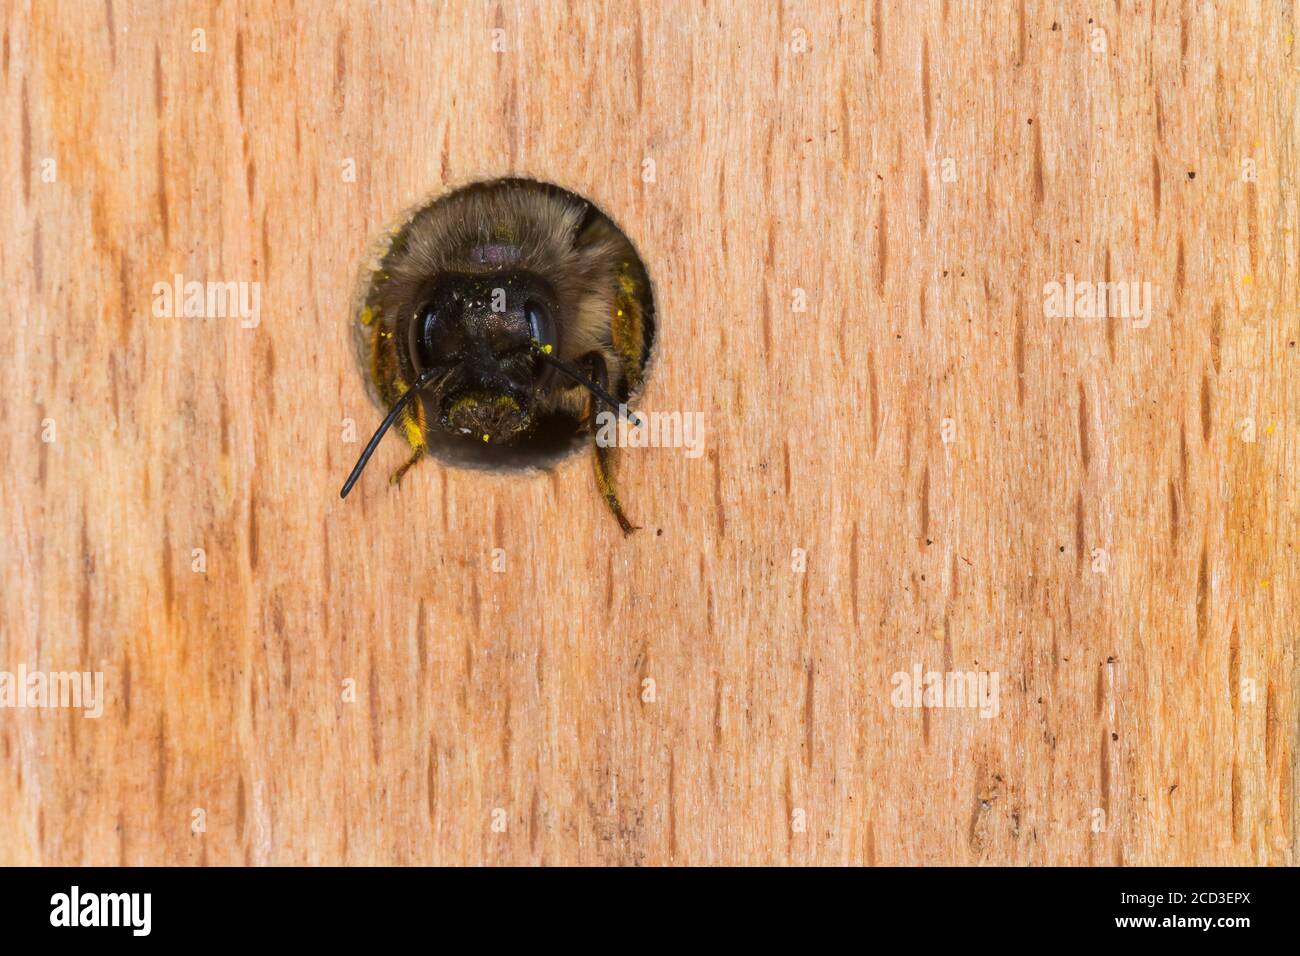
[1,0,1295,865]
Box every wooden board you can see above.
[1,0,1295,866]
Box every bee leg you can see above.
[580,352,638,535]
[593,441,637,535]
[389,447,423,487]
[389,404,427,487]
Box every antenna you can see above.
[531,345,643,427]
[339,366,441,499]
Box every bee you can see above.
[342,179,655,534]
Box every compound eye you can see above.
[411,304,462,372]
[526,300,556,351]
[525,300,557,387]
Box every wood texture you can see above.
[2,0,1296,866]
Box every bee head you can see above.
[407,271,558,443]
